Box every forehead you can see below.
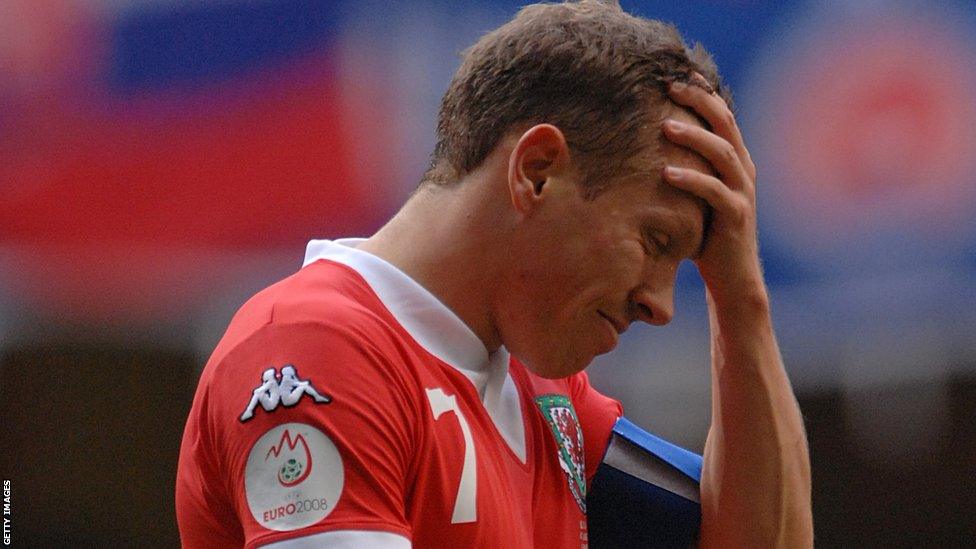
[609,100,714,184]
[597,103,710,252]
[598,173,705,257]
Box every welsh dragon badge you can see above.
[535,394,586,512]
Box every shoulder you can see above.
[193,260,429,431]
[180,257,429,547]
[210,259,407,370]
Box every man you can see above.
[177,1,813,547]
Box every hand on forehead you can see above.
[660,104,716,178]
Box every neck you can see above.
[358,179,509,352]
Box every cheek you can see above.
[578,237,645,287]
[514,254,588,308]
[496,272,610,378]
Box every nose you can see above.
[630,281,675,326]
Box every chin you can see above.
[517,348,592,380]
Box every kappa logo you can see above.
[535,394,587,513]
[240,364,331,422]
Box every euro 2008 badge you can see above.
[245,423,344,531]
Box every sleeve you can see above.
[209,321,422,549]
[567,371,624,486]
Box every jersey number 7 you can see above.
[425,387,477,524]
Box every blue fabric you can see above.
[586,417,703,548]
[612,417,703,481]
[587,466,701,548]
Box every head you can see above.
[423,0,733,197]
[423,1,731,378]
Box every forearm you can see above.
[659,70,813,546]
[698,284,813,548]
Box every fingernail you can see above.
[670,81,686,92]
[664,166,682,180]
[664,119,683,131]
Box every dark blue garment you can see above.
[587,417,703,548]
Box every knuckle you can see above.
[681,94,702,114]
[728,204,748,224]
[708,180,727,202]
[719,109,736,132]
[737,197,755,217]
[742,151,758,180]
[720,143,738,166]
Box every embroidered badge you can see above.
[535,394,586,512]
[240,364,332,422]
[244,422,344,530]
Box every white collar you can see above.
[303,239,525,461]
[303,239,515,406]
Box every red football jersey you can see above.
[176,239,622,548]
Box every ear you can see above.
[507,124,571,214]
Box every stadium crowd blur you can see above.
[1,0,974,545]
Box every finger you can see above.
[662,119,750,191]
[661,165,735,212]
[668,79,742,150]
[668,80,755,177]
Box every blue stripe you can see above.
[612,416,703,481]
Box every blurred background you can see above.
[1,0,974,546]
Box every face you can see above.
[497,107,710,379]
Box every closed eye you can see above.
[644,229,671,256]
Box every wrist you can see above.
[704,273,774,338]
[700,261,768,307]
